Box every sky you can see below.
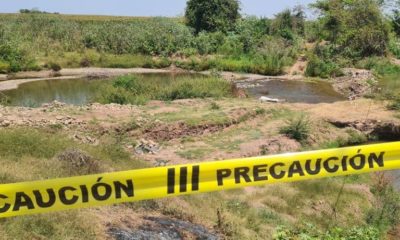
[0,0,316,18]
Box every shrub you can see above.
[49,62,62,72]
[0,60,10,73]
[210,101,220,110]
[280,115,311,141]
[305,55,343,78]
[387,98,400,110]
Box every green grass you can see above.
[0,127,146,181]
[95,75,234,105]
[0,211,98,240]
[176,147,213,160]
[280,115,311,142]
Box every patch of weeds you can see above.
[280,115,311,142]
[209,138,243,152]
[267,108,294,119]
[259,209,283,224]
[247,128,263,140]
[180,136,196,143]
[367,173,400,234]
[387,98,400,111]
[2,212,97,239]
[124,118,141,131]
[273,224,380,240]
[95,75,234,105]
[176,147,211,160]
[255,107,266,115]
[210,101,221,110]
[0,128,72,159]
[394,113,400,119]
[345,129,368,146]
[48,123,63,131]
[0,172,18,184]
[215,208,241,238]
[226,200,250,215]
[161,206,194,222]
[99,142,131,162]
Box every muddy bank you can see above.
[330,68,377,100]
[328,119,400,141]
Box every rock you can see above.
[0,119,11,127]
[259,96,281,103]
[135,139,161,155]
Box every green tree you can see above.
[271,6,306,40]
[185,0,241,34]
[312,0,389,58]
[392,8,400,37]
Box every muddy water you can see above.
[2,75,346,107]
[1,73,198,107]
[240,79,346,103]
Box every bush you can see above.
[0,60,10,73]
[49,62,62,71]
[389,36,400,59]
[305,55,343,78]
[280,115,311,141]
[387,98,400,110]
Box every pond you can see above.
[239,79,346,103]
[1,73,198,107]
[1,74,346,107]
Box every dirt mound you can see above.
[329,119,400,140]
[108,216,219,240]
[331,68,376,99]
[57,149,101,174]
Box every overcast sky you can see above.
[0,0,316,17]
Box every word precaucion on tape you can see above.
[0,142,399,218]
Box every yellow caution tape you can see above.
[0,142,399,218]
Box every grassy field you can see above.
[0,13,298,75]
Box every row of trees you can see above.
[185,0,400,59]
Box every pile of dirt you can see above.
[108,216,219,240]
[329,119,400,140]
[331,68,377,100]
[57,148,100,174]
